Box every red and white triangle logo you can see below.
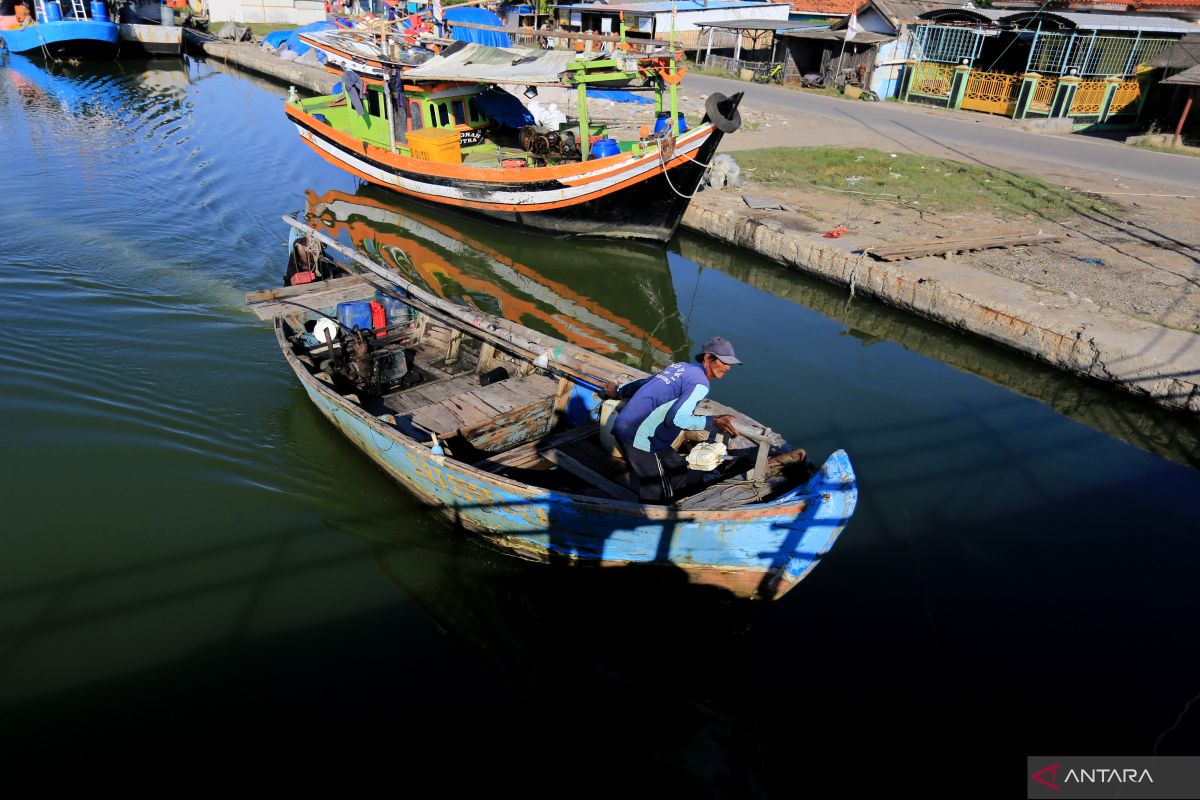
[1031,762,1061,791]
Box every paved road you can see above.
[688,74,1200,194]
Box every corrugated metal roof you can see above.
[1023,10,1198,31]
[559,1,790,11]
[696,17,813,29]
[1145,33,1200,68]
[918,7,1198,31]
[778,27,895,41]
[870,0,966,25]
[1161,63,1200,83]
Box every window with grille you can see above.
[910,25,984,65]
[1028,33,1174,77]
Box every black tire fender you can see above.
[704,93,742,134]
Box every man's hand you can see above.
[711,414,739,437]
[603,381,620,400]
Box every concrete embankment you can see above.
[682,191,1200,415]
[183,29,335,94]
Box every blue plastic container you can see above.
[590,138,619,158]
[375,291,413,327]
[43,1,63,21]
[653,114,687,134]
[90,0,109,21]
[336,301,373,332]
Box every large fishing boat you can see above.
[246,219,856,601]
[285,39,743,242]
[0,0,119,59]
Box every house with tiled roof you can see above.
[777,0,963,96]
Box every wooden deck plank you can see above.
[474,423,599,473]
[467,385,519,413]
[439,396,491,428]
[407,406,464,437]
[453,392,503,418]
[245,275,371,320]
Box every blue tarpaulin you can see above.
[444,7,510,47]
[473,88,534,129]
[588,89,653,104]
[262,29,292,49]
[285,21,337,58]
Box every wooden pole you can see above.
[834,34,849,78]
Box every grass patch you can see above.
[1132,140,1200,158]
[733,146,1109,219]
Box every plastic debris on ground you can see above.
[707,154,741,189]
[823,225,849,238]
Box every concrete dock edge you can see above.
[682,195,1200,415]
[183,29,336,94]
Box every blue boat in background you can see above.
[246,219,858,601]
[0,0,118,59]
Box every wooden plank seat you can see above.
[385,372,557,439]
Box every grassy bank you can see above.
[732,147,1109,219]
[1132,140,1200,158]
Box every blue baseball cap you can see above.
[701,336,742,366]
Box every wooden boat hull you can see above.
[278,320,857,600]
[287,102,735,242]
[0,20,119,58]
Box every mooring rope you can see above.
[658,143,706,200]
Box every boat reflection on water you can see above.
[303,185,690,372]
[346,516,768,795]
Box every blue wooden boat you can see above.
[1,0,118,60]
[246,219,858,601]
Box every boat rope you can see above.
[657,145,704,200]
[678,150,716,169]
[305,231,323,276]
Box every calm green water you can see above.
[1,53,1197,794]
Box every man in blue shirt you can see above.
[609,336,741,503]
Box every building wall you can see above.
[858,6,894,35]
[207,0,326,23]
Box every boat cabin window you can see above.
[408,100,423,130]
[452,100,467,126]
[435,102,450,128]
[366,87,382,119]
[466,97,482,125]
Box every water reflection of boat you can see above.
[304,186,688,370]
[248,220,858,601]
